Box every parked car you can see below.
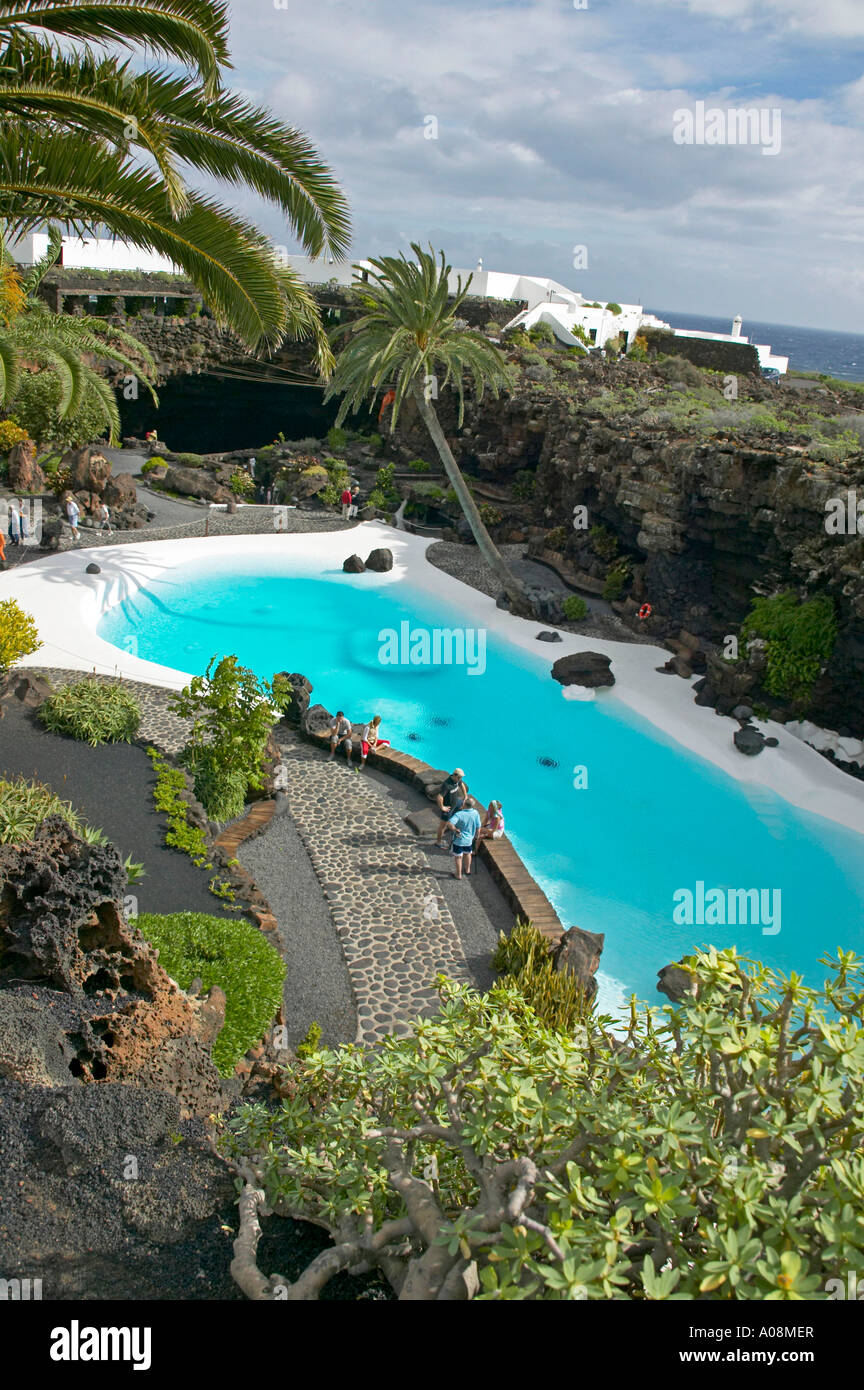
[761,367,782,382]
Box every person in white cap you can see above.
[436,768,468,847]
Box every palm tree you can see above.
[0,1,350,356]
[325,244,530,614]
[0,225,158,442]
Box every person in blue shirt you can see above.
[447,804,481,879]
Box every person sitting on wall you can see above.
[328,710,353,762]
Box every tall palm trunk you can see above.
[412,384,531,616]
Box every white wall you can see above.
[7,231,178,274]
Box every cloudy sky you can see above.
[222,0,863,332]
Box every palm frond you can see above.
[0,331,20,403]
[0,0,231,94]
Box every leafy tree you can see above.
[169,655,286,821]
[324,245,530,614]
[222,948,864,1301]
[0,0,349,354]
[0,597,41,673]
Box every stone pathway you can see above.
[274,731,473,1044]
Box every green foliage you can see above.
[528,321,556,345]
[326,426,347,450]
[562,594,588,621]
[493,921,587,1032]
[741,592,838,700]
[602,567,627,601]
[606,302,622,316]
[478,502,503,527]
[365,431,384,454]
[123,857,146,885]
[318,482,340,507]
[504,329,531,349]
[10,368,112,450]
[543,525,569,551]
[223,948,864,1301]
[296,1020,322,1059]
[0,419,29,451]
[39,678,140,746]
[170,656,282,822]
[368,461,399,512]
[137,912,286,1076]
[807,430,861,465]
[589,524,618,562]
[0,774,106,846]
[0,599,41,675]
[407,457,432,472]
[229,468,254,498]
[176,452,205,468]
[147,746,211,868]
[411,481,445,502]
[512,469,535,500]
[141,456,166,473]
[657,356,703,389]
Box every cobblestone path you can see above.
[275,732,473,1044]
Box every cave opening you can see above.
[119,372,348,454]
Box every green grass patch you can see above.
[136,911,286,1075]
[0,775,107,846]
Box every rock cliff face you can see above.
[394,365,864,735]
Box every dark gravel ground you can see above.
[0,700,233,920]
[238,797,358,1048]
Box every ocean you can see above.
[648,309,864,384]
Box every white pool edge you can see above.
[3,524,864,839]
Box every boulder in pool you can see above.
[551,651,614,689]
[657,961,699,1003]
[85,563,101,575]
[552,927,604,1002]
[365,548,393,573]
[343,554,365,573]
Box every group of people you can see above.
[328,714,505,880]
[434,768,505,879]
[341,484,360,520]
[329,711,391,770]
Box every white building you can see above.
[672,318,788,374]
[7,230,178,275]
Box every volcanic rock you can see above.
[63,446,112,495]
[657,961,699,1002]
[343,554,365,573]
[537,630,562,642]
[85,563,101,575]
[733,725,766,756]
[275,671,312,727]
[365,547,394,572]
[103,472,138,509]
[303,703,334,737]
[7,439,45,494]
[552,926,604,1002]
[158,465,230,503]
[551,651,615,689]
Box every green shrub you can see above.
[326,426,347,450]
[512,469,535,500]
[807,430,861,465]
[141,457,166,474]
[741,591,837,700]
[176,452,205,468]
[606,302,622,316]
[0,599,41,675]
[170,657,282,822]
[39,678,141,746]
[602,569,626,601]
[319,482,340,507]
[658,356,703,389]
[368,461,399,512]
[137,911,286,1075]
[543,525,569,551]
[492,920,587,1032]
[504,329,531,349]
[562,594,587,620]
[147,747,211,867]
[590,524,618,561]
[408,457,431,472]
[296,1020,322,1059]
[229,468,254,498]
[528,320,556,345]
[0,775,106,846]
[478,503,503,527]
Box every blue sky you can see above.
[222,0,864,332]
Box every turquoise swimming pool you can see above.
[98,555,864,1008]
